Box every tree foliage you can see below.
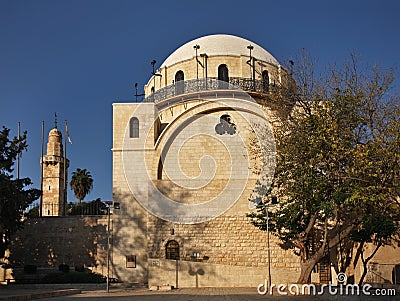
[67,198,106,215]
[70,168,93,203]
[248,52,400,283]
[0,127,41,259]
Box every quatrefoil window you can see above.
[215,114,236,135]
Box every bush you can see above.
[24,264,37,274]
[41,271,105,283]
[26,205,39,218]
[58,264,69,272]
[67,198,107,215]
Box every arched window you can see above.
[129,117,139,138]
[218,64,229,89]
[166,240,179,260]
[157,158,163,180]
[175,70,184,95]
[262,70,269,92]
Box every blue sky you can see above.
[1,0,399,203]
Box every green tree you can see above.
[67,198,106,215]
[248,53,400,283]
[27,204,40,218]
[70,168,93,203]
[0,127,41,258]
[351,212,398,285]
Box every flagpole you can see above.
[63,120,67,216]
[40,120,44,217]
[17,122,21,179]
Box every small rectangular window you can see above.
[126,255,136,268]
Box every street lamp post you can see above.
[264,196,277,294]
[265,202,271,292]
[105,201,120,293]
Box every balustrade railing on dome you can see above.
[143,77,274,103]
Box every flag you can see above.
[65,122,72,144]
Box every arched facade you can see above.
[112,34,298,287]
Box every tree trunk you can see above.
[298,259,317,283]
[358,243,382,286]
[297,221,329,283]
[358,261,368,286]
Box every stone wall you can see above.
[112,95,284,286]
[3,216,110,279]
[146,213,300,287]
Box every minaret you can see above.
[40,117,69,216]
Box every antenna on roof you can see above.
[150,60,162,94]
[151,60,162,77]
[193,44,204,79]
[54,112,58,129]
[247,45,256,90]
[200,53,208,80]
[134,83,145,102]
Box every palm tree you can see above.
[70,168,93,203]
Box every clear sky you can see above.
[1,0,399,204]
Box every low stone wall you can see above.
[2,216,109,281]
[148,258,298,288]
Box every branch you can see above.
[328,223,357,249]
[311,220,329,261]
[300,213,317,239]
[361,242,383,265]
[353,241,364,268]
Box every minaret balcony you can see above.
[40,155,70,166]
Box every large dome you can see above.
[160,34,280,68]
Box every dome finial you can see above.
[54,112,58,129]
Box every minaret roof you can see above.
[49,128,62,136]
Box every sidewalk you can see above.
[0,285,315,301]
[0,283,105,301]
[0,288,81,301]
[1,285,398,301]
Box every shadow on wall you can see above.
[7,216,107,276]
[188,266,205,288]
[146,184,222,288]
[111,191,149,284]
[112,188,222,287]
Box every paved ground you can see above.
[1,285,399,301]
[40,287,319,301]
[0,286,317,301]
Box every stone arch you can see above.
[153,97,272,152]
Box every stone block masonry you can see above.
[147,213,300,286]
[4,216,110,281]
